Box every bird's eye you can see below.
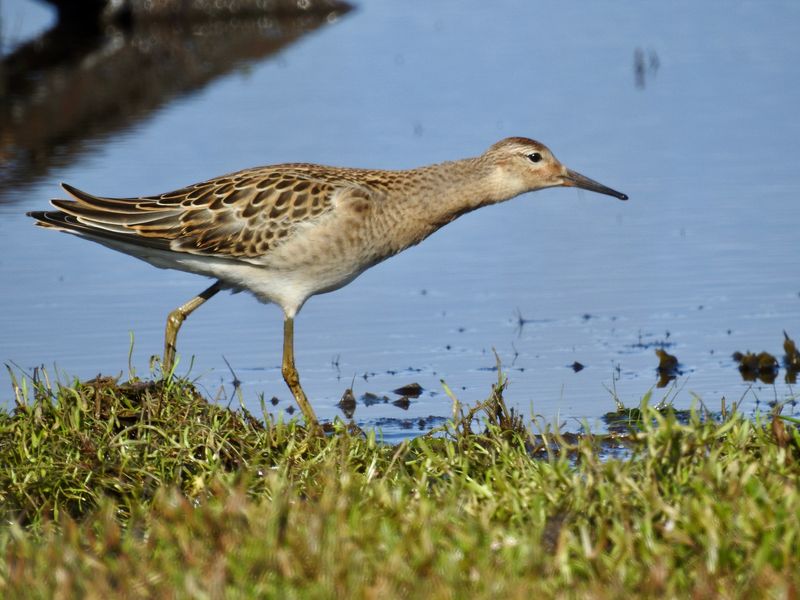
[527,152,542,163]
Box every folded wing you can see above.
[29,166,346,260]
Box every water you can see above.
[1,0,798,441]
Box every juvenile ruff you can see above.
[28,137,627,427]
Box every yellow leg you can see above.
[281,316,320,429]
[163,281,222,374]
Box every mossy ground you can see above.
[0,370,798,598]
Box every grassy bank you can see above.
[0,371,798,598]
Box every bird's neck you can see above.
[369,156,523,257]
[403,156,518,228]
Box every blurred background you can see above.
[1,0,798,439]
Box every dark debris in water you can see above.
[627,330,674,352]
[784,331,800,366]
[334,385,422,418]
[731,331,798,384]
[391,396,411,410]
[733,351,780,384]
[655,348,681,388]
[392,383,423,398]
[784,331,799,383]
[360,392,388,407]
[337,388,356,419]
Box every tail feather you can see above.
[50,198,184,226]
[27,182,185,250]
[27,209,172,251]
[61,183,177,214]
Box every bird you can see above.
[28,137,627,428]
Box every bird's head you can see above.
[482,137,628,201]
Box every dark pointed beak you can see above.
[563,168,628,200]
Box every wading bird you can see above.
[29,137,627,427]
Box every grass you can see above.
[0,368,798,598]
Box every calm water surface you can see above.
[1,0,798,440]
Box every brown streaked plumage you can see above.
[28,137,627,428]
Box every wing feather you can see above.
[32,166,383,259]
